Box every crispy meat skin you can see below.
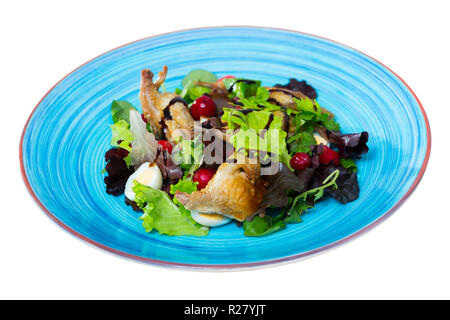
[268,87,334,117]
[139,67,194,143]
[175,157,266,221]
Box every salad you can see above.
[103,66,369,237]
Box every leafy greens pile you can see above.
[103,68,369,238]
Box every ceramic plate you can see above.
[21,27,431,269]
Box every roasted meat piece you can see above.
[139,66,194,143]
[175,155,266,221]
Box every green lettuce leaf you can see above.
[110,119,133,147]
[110,119,133,167]
[246,110,271,131]
[287,131,316,154]
[227,79,261,99]
[221,109,249,130]
[236,87,284,112]
[182,69,217,88]
[222,109,283,132]
[186,86,211,102]
[133,182,208,237]
[170,179,198,195]
[169,179,198,216]
[109,100,135,167]
[171,137,204,176]
[293,97,320,114]
[243,214,286,237]
[243,169,339,236]
[291,98,340,132]
[111,100,135,124]
[318,113,340,131]
[283,198,312,223]
[340,158,357,172]
[222,107,291,167]
[178,69,217,103]
[228,121,290,167]
[287,98,340,156]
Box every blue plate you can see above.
[21,27,431,269]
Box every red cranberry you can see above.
[190,95,216,120]
[290,152,311,171]
[158,140,173,154]
[319,145,340,165]
[193,168,216,190]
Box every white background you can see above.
[1,0,448,299]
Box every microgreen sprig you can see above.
[292,169,339,206]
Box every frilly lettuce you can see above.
[170,179,198,196]
[171,136,204,178]
[110,119,133,148]
[109,104,157,168]
[110,119,133,167]
[128,109,157,167]
[133,182,208,237]
[169,179,198,215]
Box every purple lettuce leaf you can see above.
[310,163,359,204]
[326,130,369,158]
[259,163,315,211]
[274,78,318,100]
[104,148,135,195]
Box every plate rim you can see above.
[20,26,432,270]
